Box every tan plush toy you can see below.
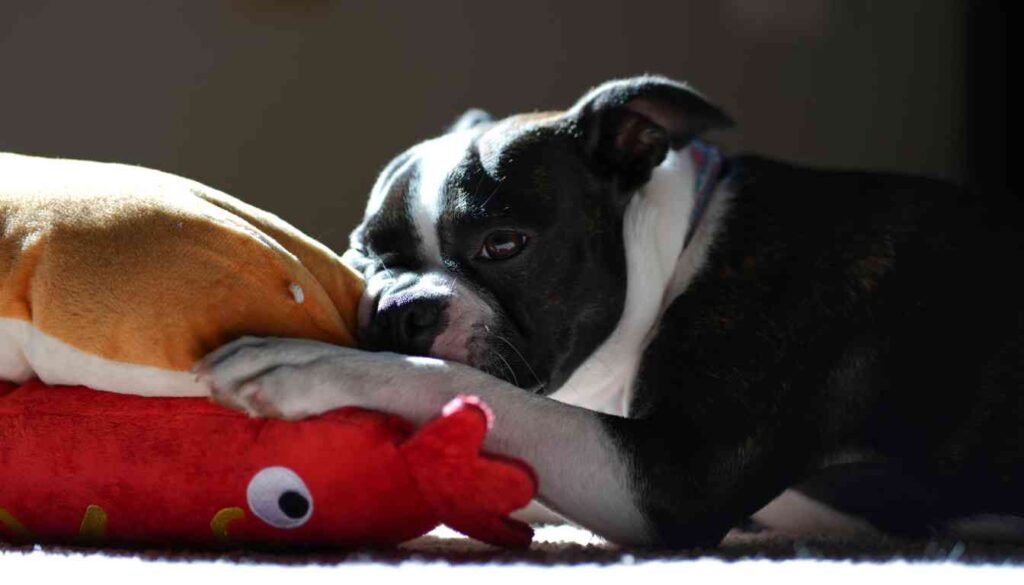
[0,152,363,396]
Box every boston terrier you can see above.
[198,76,1024,547]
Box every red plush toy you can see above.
[0,154,538,550]
[0,380,536,549]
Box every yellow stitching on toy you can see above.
[210,507,245,542]
[0,507,32,538]
[78,504,108,541]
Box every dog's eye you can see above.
[478,230,528,261]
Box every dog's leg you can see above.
[200,337,812,548]
[197,336,653,545]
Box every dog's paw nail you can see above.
[238,381,260,399]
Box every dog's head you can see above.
[342,76,730,393]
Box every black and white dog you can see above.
[200,76,1024,547]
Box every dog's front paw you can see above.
[195,336,364,420]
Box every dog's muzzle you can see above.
[362,292,446,356]
[358,272,451,356]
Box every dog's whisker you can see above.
[441,274,458,296]
[492,350,519,387]
[493,333,541,388]
[373,255,396,280]
[480,185,501,211]
[469,175,486,203]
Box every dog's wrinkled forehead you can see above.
[358,114,563,267]
[360,131,472,269]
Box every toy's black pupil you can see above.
[278,490,310,519]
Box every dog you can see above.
[199,76,1024,547]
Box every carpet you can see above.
[5,524,1024,583]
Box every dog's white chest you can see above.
[549,149,726,416]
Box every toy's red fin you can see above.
[400,395,537,549]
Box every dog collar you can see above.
[684,139,726,247]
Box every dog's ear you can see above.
[448,108,494,133]
[568,76,733,188]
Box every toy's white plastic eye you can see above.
[246,466,314,529]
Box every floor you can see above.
[5,524,1024,583]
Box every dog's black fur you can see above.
[624,155,1024,545]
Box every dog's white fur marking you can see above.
[407,131,475,267]
[511,500,568,525]
[751,489,879,537]
[549,147,730,416]
[662,178,732,311]
[0,317,205,396]
[364,150,417,220]
[428,277,494,364]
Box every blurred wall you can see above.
[0,1,969,250]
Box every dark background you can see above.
[0,1,1009,250]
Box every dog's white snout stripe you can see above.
[407,130,476,267]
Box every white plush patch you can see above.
[550,147,729,416]
[0,317,206,396]
[289,282,305,304]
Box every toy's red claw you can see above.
[402,395,537,548]
[443,395,495,430]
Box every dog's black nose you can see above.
[364,295,446,355]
